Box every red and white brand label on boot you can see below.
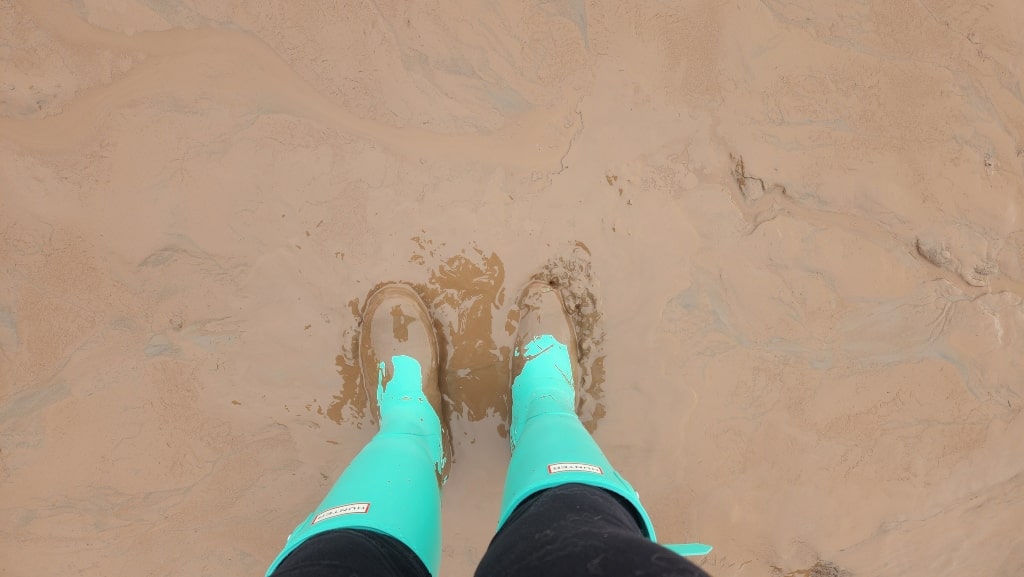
[312,502,371,525]
[548,462,604,475]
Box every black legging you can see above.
[270,483,711,577]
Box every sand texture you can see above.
[2,1,1023,575]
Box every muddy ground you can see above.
[2,1,1023,576]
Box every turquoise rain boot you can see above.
[497,281,711,557]
[266,285,451,576]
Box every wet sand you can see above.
[2,1,1023,575]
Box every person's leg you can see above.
[475,484,710,577]
[480,280,711,576]
[271,529,429,577]
[265,285,451,577]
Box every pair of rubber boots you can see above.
[266,281,710,576]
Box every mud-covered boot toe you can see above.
[359,283,452,482]
[508,280,582,447]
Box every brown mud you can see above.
[2,1,1023,576]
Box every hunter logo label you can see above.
[312,502,371,524]
[548,462,604,475]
